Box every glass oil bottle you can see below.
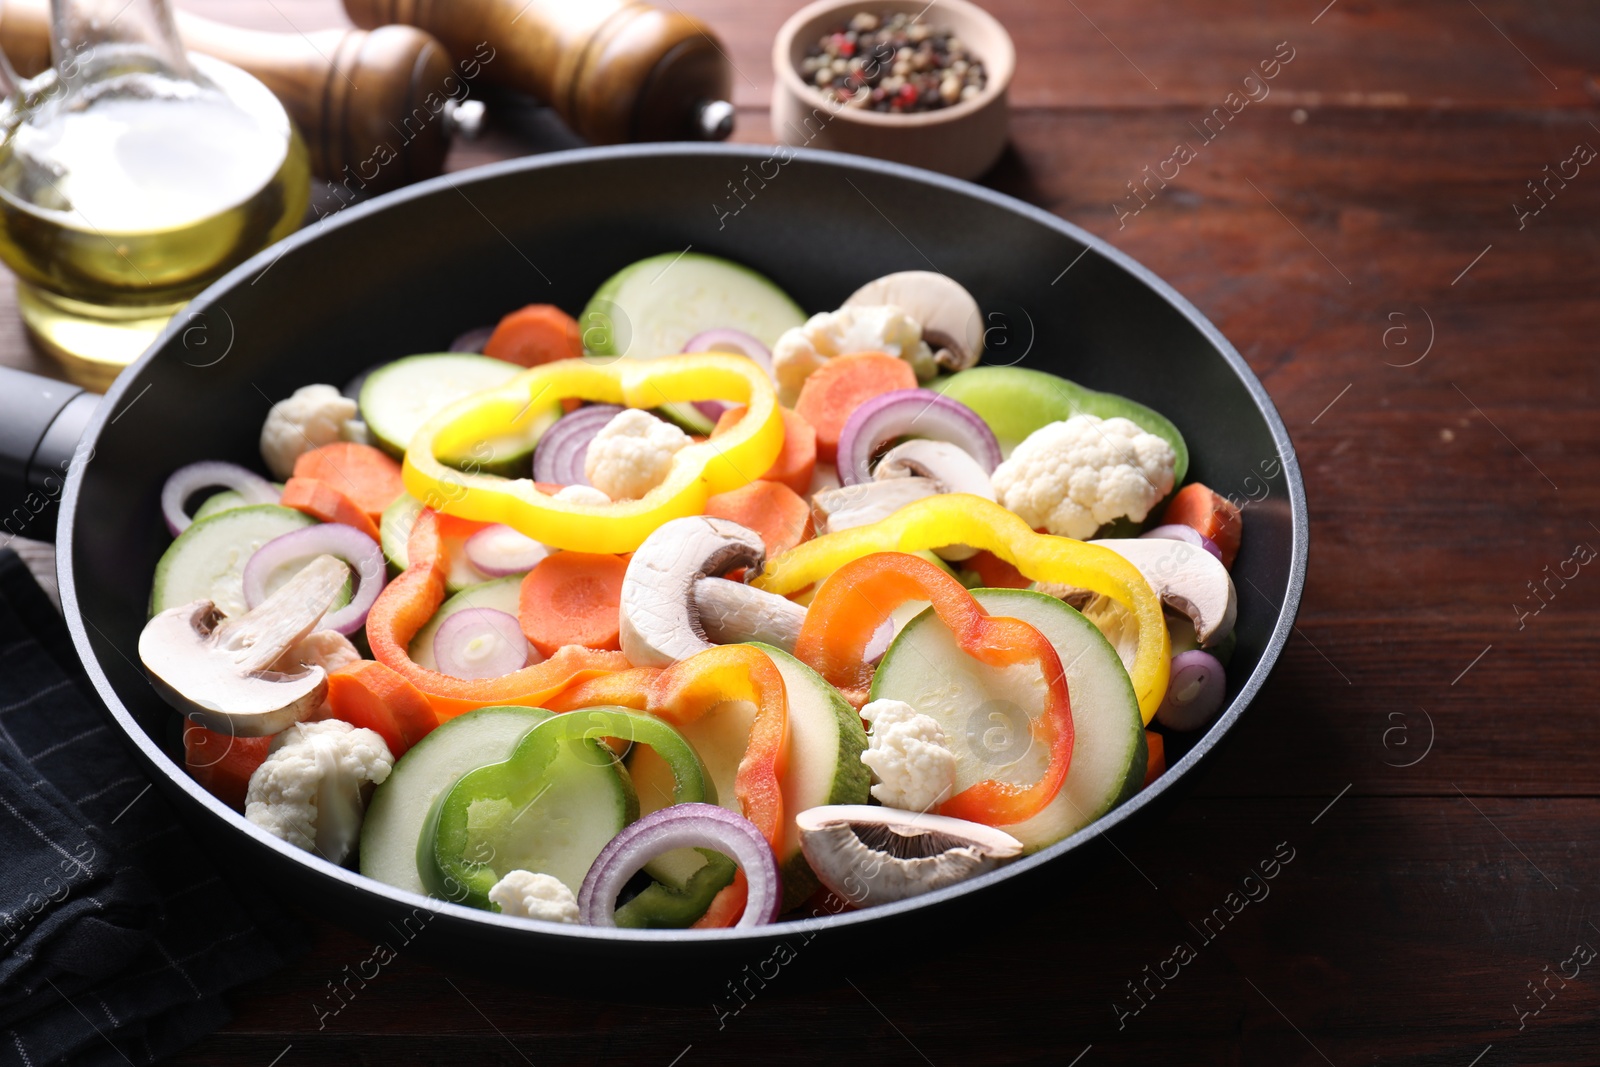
[0,0,309,389]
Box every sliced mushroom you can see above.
[874,439,995,561]
[796,804,1023,908]
[140,554,350,737]
[875,439,997,500]
[812,477,938,535]
[620,516,809,668]
[843,271,984,372]
[1090,537,1237,646]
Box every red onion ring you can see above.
[681,329,773,425]
[836,389,1002,486]
[465,524,552,577]
[578,802,781,928]
[1155,649,1227,731]
[1141,524,1223,563]
[682,328,772,373]
[532,404,623,487]
[449,325,495,354]
[241,523,387,634]
[161,461,279,536]
[433,608,532,680]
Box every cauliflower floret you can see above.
[487,870,581,923]
[772,304,936,405]
[991,415,1177,540]
[859,698,958,812]
[245,719,393,865]
[554,483,612,506]
[259,384,358,479]
[583,409,692,501]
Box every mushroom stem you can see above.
[693,577,807,653]
[812,477,938,535]
[622,516,809,667]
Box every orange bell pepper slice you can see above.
[794,552,1074,827]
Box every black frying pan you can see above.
[0,145,1306,972]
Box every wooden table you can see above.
[10,1,1600,1063]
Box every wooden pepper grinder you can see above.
[343,0,735,143]
[0,0,466,193]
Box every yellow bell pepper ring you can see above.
[754,495,1172,722]
[401,355,784,554]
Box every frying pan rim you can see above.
[56,142,1308,943]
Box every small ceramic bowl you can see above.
[771,0,1015,180]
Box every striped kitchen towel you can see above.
[0,550,305,1065]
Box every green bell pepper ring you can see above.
[419,707,731,918]
[556,707,739,928]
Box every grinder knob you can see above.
[344,0,735,144]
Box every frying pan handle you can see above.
[0,368,100,544]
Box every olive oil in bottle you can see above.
[0,0,309,389]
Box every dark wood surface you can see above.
[8,1,1600,1063]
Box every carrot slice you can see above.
[704,480,813,561]
[714,404,817,495]
[326,660,439,758]
[292,442,405,520]
[1161,483,1242,569]
[1143,730,1166,788]
[794,352,918,464]
[518,551,628,657]
[183,722,274,811]
[280,477,382,542]
[483,304,584,367]
[963,549,1031,589]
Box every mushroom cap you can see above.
[875,439,996,501]
[619,516,770,668]
[842,271,984,372]
[796,804,1023,908]
[140,600,328,737]
[1090,537,1238,646]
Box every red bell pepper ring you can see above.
[793,552,1074,827]
[365,508,631,720]
[543,667,659,713]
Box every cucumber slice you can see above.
[933,366,1188,482]
[359,705,551,895]
[653,403,716,437]
[188,481,285,524]
[581,252,805,359]
[150,504,316,618]
[871,588,1145,852]
[191,489,245,522]
[379,493,497,593]
[754,643,870,907]
[407,575,527,671]
[358,353,562,476]
[380,494,421,573]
